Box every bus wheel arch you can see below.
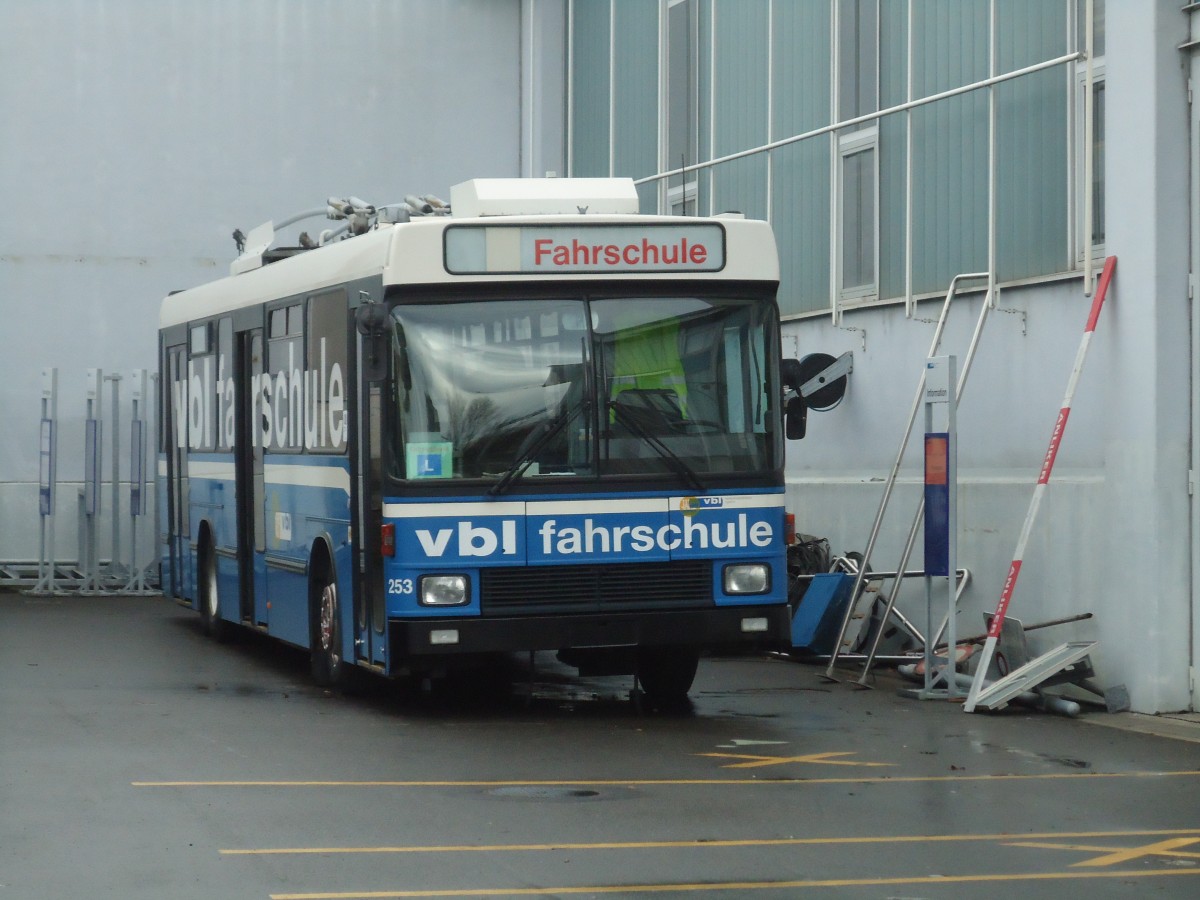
[197,521,230,641]
[308,537,344,687]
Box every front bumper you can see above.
[388,603,790,658]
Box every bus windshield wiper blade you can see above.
[488,403,583,497]
[608,401,705,493]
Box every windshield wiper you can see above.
[488,403,585,497]
[608,401,705,493]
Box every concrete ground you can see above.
[2,590,1199,899]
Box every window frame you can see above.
[1074,56,1106,264]
[265,300,305,453]
[1071,0,1105,266]
[836,126,879,307]
[833,0,880,313]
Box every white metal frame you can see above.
[1184,0,1200,712]
[1074,0,1105,291]
[834,127,880,309]
[1075,55,1106,271]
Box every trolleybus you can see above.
[159,177,809,706]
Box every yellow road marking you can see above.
[1076,836,1200,867]
[220,827,1200,856]
[131,770,1200,788]
[697,750,892,769]
[1010,836,1200,867]
[267,868,1200,899]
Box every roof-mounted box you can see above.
[450,177,640,218]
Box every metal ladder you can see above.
[822,272,994,683]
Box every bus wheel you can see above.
[635,646,699,711]
[198,536,230,642]
[311,573,343,687]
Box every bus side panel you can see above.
[189,456,237,621]
[261,457,352,650]
[265,566,308,647]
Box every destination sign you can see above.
[444,223,726,275]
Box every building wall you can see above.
[0,0,556,568]
[567,0,1196,713]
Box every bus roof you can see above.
[160,182,780,330]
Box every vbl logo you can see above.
[414,520,518,558]
[680,496,723,517]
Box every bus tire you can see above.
[310,554,344,688]
[636,645,699,711]
[198,529,231,642]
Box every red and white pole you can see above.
[964,256,1117,712]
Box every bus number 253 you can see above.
[387,578,414,595]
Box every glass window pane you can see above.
[841,148,875,291]
[1076,0,1105,57]
[570,0,611,176]
[217,318,233,451]
[389,294,779,482]
[306,291,349,453]
[838,0,878,121]
[593,296,776,476]
[190,324,209,354]
[393,300,592,480]
[668,1,697,172]
[267,306,304,453]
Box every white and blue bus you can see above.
[159,178,809,706]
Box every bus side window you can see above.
[306,290,349,453]
[267,303,303,452]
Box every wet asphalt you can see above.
[2,590,1199,899]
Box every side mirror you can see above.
[780,358,803,394]
[355,302,390,383]
[795,352,850,411]
[785,395,807,440]
[355,301,390,336]
[780,351,852,441]
[781,358,805,440]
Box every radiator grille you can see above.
[480,560,713,616]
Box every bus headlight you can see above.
[723,564,770,595]
[419,574,469,606]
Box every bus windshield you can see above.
[390,295,778,485]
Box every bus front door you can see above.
[236,329,269,626]
[351,358,386,668]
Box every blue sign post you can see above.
[920,356,959,699]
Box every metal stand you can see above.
[123,370,160,594]
[30,369,61,596]
[823,273,990,682]
[104,372,125,584]
[78,369,107,595]
[17,367,160,595]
